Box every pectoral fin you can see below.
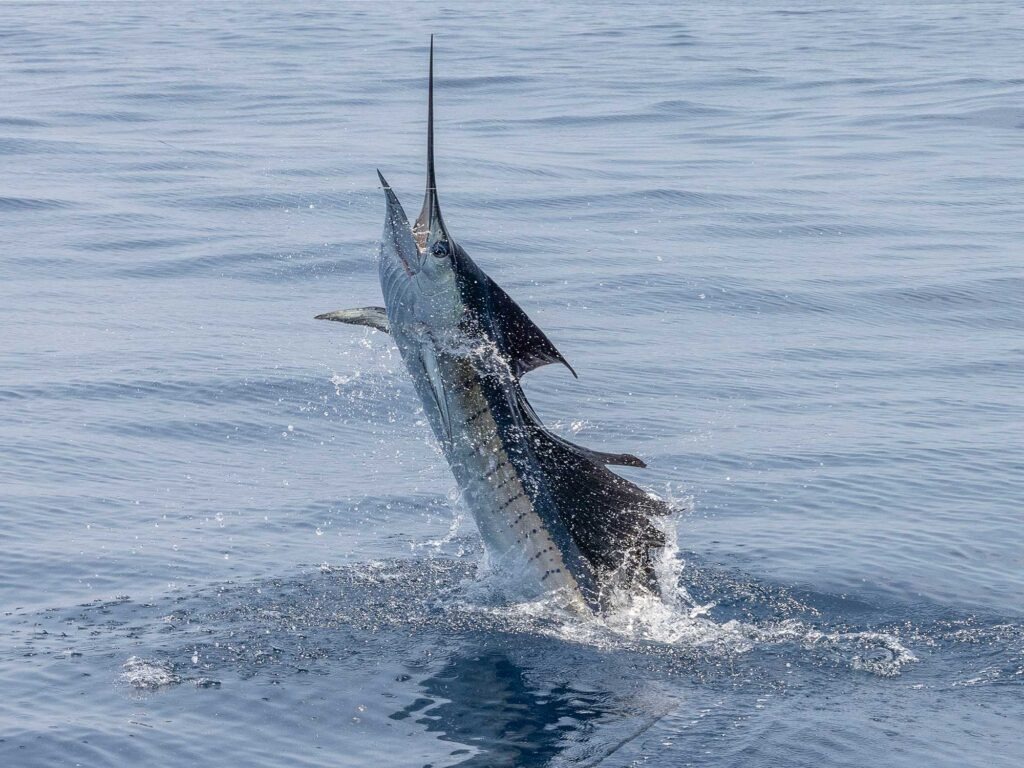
[315,307,390,334]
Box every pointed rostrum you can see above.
[414,35,452,251]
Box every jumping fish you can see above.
[317,38,669,612]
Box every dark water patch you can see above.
[477,187,753,214]
[376,74,530,94]
[650,99,736,117]
[0,137,94,155]
[0,439,143,487]
[0,493,139,521]
[0,196,76,212]
[763,346,892,364]
[121,156,242,172]
[70,235,212,254]
[460,158,564,179]
[229,94,380,114]
[441,74,534,90]
[110,246,374,281]
[0,116,46,127]
[0,370,398,417]
[699,220,918,240]
[116,85,238,105]
[854,277,1024,321]
[99,417,284,446]
[886,241,999,256]
[0,255,79,275]
[64,211,173,232]
[957,105,1024,130]
[771,8,832,15]
[46,374,406,446]
[471,110,679,130]
[695,284,833,315]
[947,174,1024,189]
[787,76,888,92]
[166,190,366,212]
[266,165,338,178]
[664,30,698,47]
[56,110,157,124]
[888,357,1024,388]
[698,72,782,89]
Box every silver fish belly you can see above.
[396,329,590,610]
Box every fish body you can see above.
[318,40,668,612]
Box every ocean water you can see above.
[2,2,1022,766]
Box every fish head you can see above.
[374,38,574,380]
[376,171,464,334]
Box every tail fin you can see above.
[514,388,670,595]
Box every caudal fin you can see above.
[513,388,670,596]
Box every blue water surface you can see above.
[2,2,1022,766]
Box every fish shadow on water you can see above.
[390,646,648,768]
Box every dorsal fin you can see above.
[414,35,450,252]
[482,273,577,379]
[512,387,669,593]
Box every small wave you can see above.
[56,110,156,124]
[0,137,89,155]
[0,116,46,127]
[0,195,75,211]
[651,99,735,117]
[442,74,533,90]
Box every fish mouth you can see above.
[378,170,423,277]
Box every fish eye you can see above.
[430,241,450,259]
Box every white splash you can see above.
[461,500,919,677]
[122,656,180,689]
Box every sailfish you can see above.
[317,38,669,613]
